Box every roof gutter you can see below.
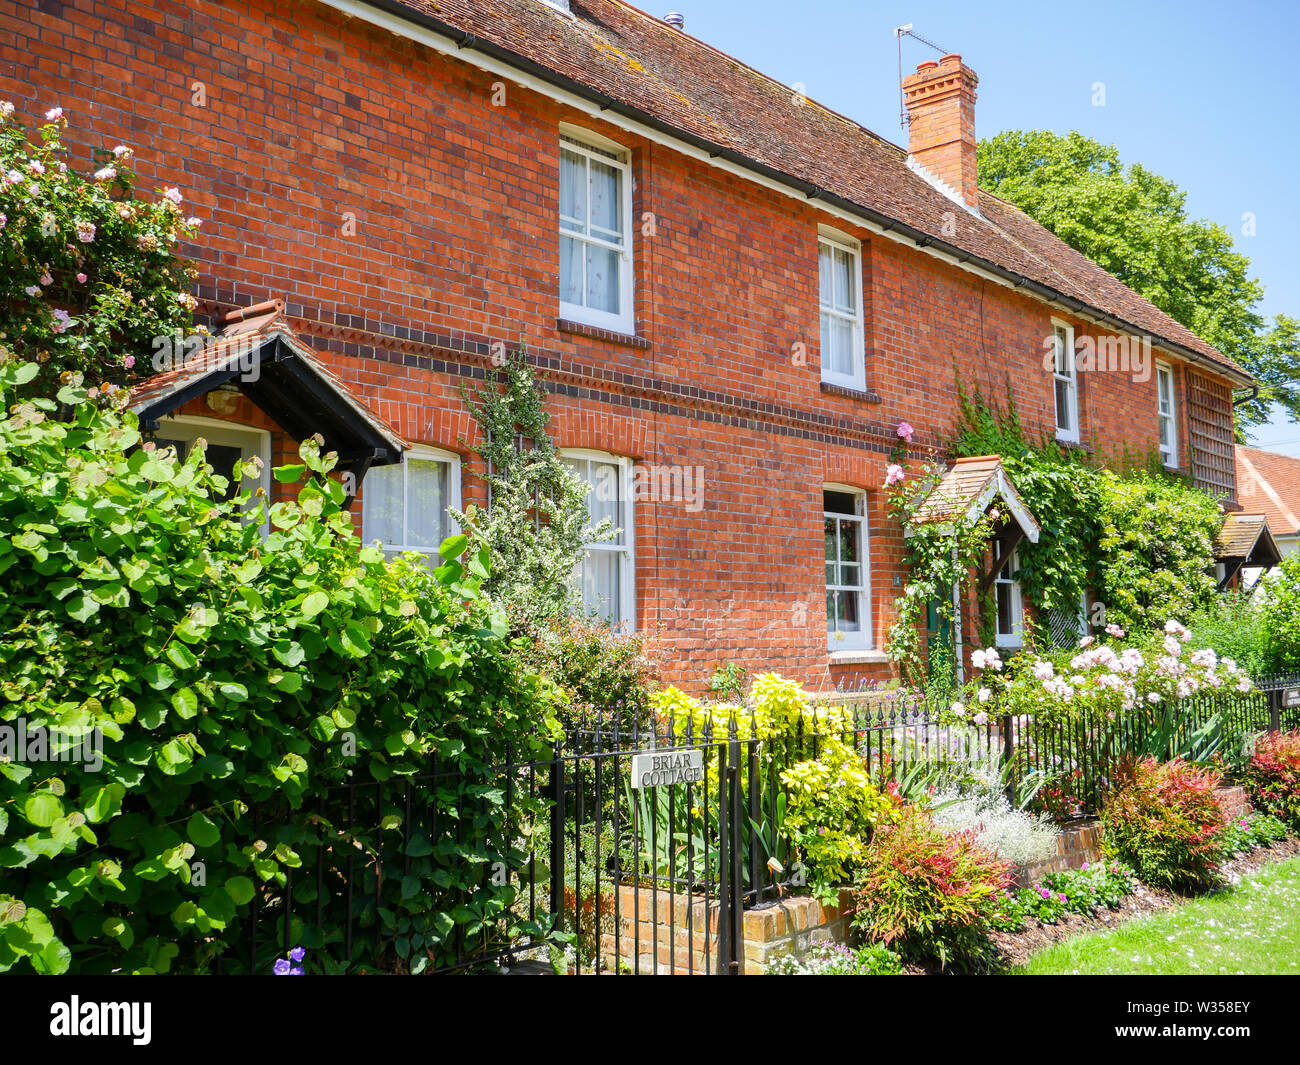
[329,0,1253,389]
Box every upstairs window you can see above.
[1052,320,1079,444]
[1157,362,1178,468]
[819,233,866,391]
[362,445,461,561]
[824,487,871,650]
[559,131,633,333]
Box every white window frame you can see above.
[824,484,872,651]
[149,414,272,534]
[1051,319,1080,444]
[361,444,462,559]
[558,126,635,334]
[1156,361,1178,469]
[993,540,1024,648]
[818,230,867,392]
[562,448,636,629]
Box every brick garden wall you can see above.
[0,0,1225,690]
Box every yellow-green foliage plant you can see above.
[650,674,894,899]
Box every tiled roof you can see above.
[909,454,1041,541]
[367,0,1248,383]
[128,301,407,462]
[1236,446,1300,537]
[1214,512,1281,566]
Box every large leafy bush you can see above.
[1100,757,1228,890]
[0,360,556,973]
[1259,552,1300,673]
[1096,471,1221,635]
[1242,731,1300,830]
[0,104,200,390]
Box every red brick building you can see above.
[0,0,1252,690]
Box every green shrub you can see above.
[520,615,655,735]
[1242,731,1300,830]
[851,805,1013,970]
[989,860,1139,931]
[1096,472,1222,636]
[1100,757,1228,891]
[1185,591,1269,678]
[0,361,557,973]
[1219,811,1292,856]
[1260,553,1300,673]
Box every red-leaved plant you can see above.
[1244,731,1300,830]
[1100,757,1228,891]
[851,805,1013,971]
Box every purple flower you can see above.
[1058,893,1067,903]
[1040,888,1050,899]
[288,946,305,963]
[273,958,291,975]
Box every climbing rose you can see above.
[44,106,63,121]
[896,421,914,443]
[884,463,905,487]
[50,309,72,333]
[94,166,117,182]
[163,186,183,205]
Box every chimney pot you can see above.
[902,54,980,210]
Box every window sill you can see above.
[557,318,651,350]
[828,648,890,665]
[820,380,882,403]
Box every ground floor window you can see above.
[993,540,1024,648]
[149,415,271,526]
[562,450,635,628]
[824,487,870,650]
[362,445,461,561]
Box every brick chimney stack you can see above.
[902,53,980,211]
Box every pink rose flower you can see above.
[896,421,914,443]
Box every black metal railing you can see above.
[234,672,1299,975]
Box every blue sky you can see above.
[667,0,1300,453]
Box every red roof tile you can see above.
[1236,446,1300,537]
[371,0,1248,383]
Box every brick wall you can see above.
[0,0,1235,690]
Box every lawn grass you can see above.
[1017,856,1300,975]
